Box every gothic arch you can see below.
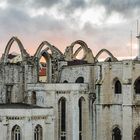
[2,36,29,63]
[11,125,21,140]
[78,97,86,140]
[64,40,94,63]
[112,126,122,140]
[38,49,52,83]
[34,41,64,83]
[79,96,86,101]
[95,49,118,62]
[113,78,122,94]
[58,97,67,104]
[78,96,86,106]
[58,97,67,140]
[34,41,63,59]
[115,80,122,94]
[34,124,43,140]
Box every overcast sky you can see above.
[0,0,140,58]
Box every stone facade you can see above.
[0,37,140,140]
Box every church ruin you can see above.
[0,36,140,140]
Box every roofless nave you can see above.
[0,37,140,140]
[1,36,118,63]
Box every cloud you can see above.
[31,0,60,8]
[30,0,88,11]
[62,0,88,14]
[0,0,139,59]
[0,0,89,38]
[92,0,140,18]
[88,26,136,58]
[0,3,68,33]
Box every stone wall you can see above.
[0,107,54,140]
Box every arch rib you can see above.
[2,36,29,63]
[34,41,63,59]
[95,49,118,62]
[64,40,94,63]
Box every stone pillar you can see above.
[122,85,132,140]
[45,116,55,140]
[122,61,133,140]
[24,119,32,140]
[27,91,32,104]
[69,93,79,140]
[0,123,3,139]
[2,117,9,140]
[0,123,4,140]
[88,93,95,140]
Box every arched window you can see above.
[63,80,68,83]
[58,97,66,140]
[134,77,140,94]
[75,77,84,83]
[34,125,42,140]
[134,126,140,140]
[79,97,86,140]
[11,125,21,140]
[31,91,37,105]
[38,52,51,83]
[114,80,122,94]
[112,127,121,140]
[34,41,63,83]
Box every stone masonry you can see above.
[0,37,140,140]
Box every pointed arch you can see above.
[11,125,21,140]
[34,124,43,140]
[36,49,52,83]
[34,41,63,83]
[58,97,67,140]
[113,78,122,94]
[134,126,140,140]
[115,80,122,94]
[112,127,122,140]
[95,49,118,62]
[38,49,51,60]
[63,80,68,83]
[78,97,86,140]
[2,37,29,63]
[34,41,63,59]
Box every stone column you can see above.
[0,123,4,140]
[24,119,32,140]
[122,85,132,140]
[69,93,79,140]
[88,93,95,140]
[122,61,133,140]
[45,116,55,140]
[2,117,9,140]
